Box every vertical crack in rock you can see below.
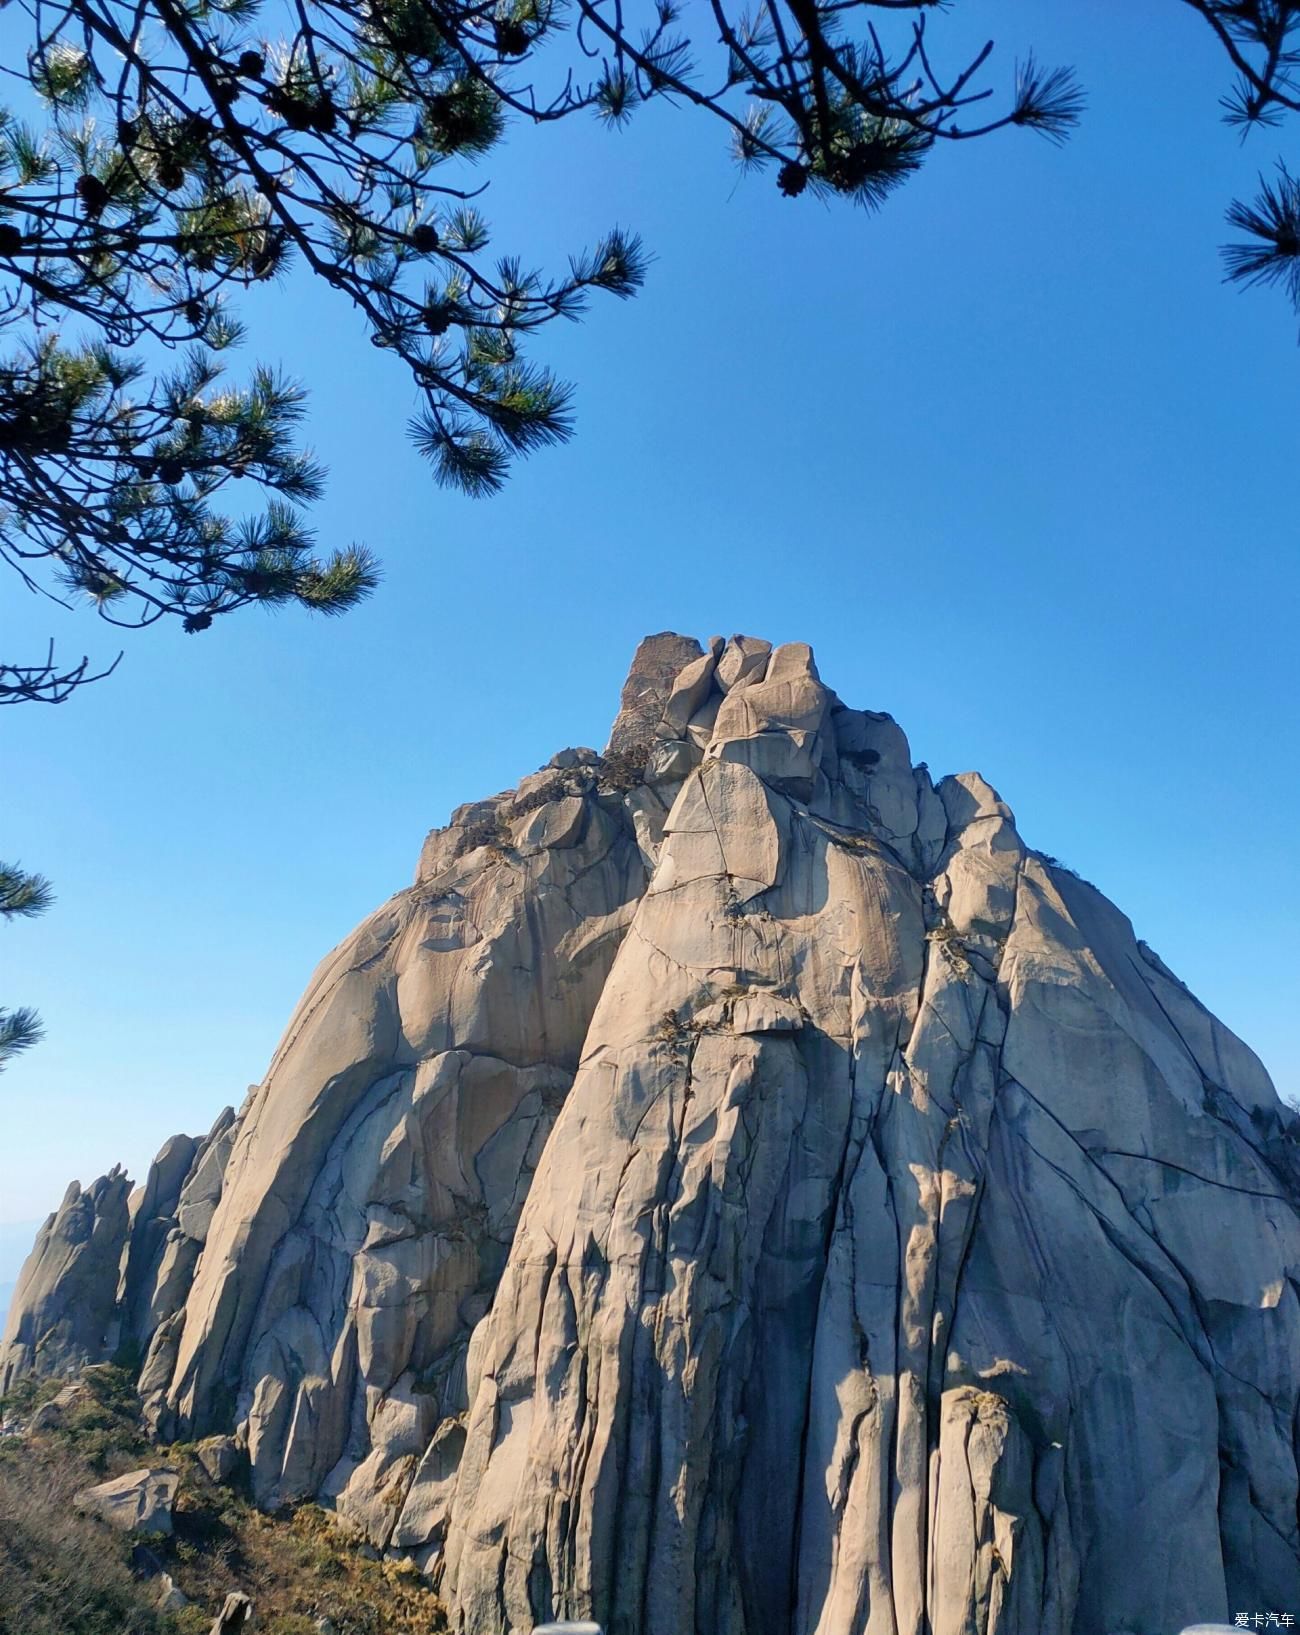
[5,632,1298,1634]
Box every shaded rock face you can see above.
[4,634,1299,1635]
[74,1467,179,1536]
[0,1167,132,1390]
[606,631,705,754]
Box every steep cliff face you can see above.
[4,634,1299,1635]
[0,1167,132,1391]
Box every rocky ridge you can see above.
[4,632,1299,1635]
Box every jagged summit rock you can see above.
[605,631,706,754]
[4,635,1299,1635]
[0,1166,131,1391]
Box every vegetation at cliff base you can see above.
[0,1367,448,1635]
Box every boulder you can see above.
[210,1591,254,1635]
[158,1574,190,1611]
[195,1433,241,1484]
[714,634,771,693]
[74,1467,178,1536]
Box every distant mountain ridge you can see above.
[3,633,1298,1634]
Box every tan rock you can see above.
[709,640,830,797]
[435,636,1300,1635]
[658,646,720,739]
[715,634,772,693]
[209,1591,254,1635]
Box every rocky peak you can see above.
[4,634,1298,1635]
[604,630,705,753]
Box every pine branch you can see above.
[1223,161,1300,308]
[0,0,1090,695]
[0,863,55,919]
[0,1006,44,1070]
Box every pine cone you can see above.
[267,89,313,131]
[493,19,529,57]
[76,174,109,216]
[777,162,808,198]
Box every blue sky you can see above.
[3,0,1298,1239]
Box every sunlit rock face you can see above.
[5,634,1299,1635]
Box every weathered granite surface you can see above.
[0,1166,131,1391]
[4,634,1298,1635]
[74,1467,179,1536]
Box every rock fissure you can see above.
[1001,1077,1215,1357]
[1100,1149,1293,1204]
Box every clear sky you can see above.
[3,0,1298,1240]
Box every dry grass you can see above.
[0,1439,172,1635]
[597,741,650,791]
[169,1482,448,1635]
[0,1368,448,1635]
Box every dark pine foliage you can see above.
[0,860,53,1069]
[1180,3,1300,323]
[0,0,1083,698]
